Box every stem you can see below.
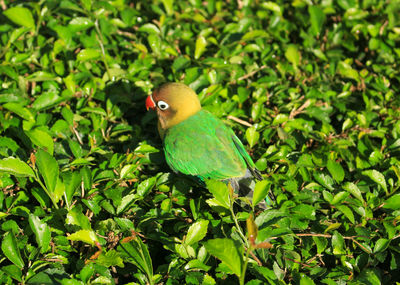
[34,170,59,210]
[239,246,251,285]
[230,206,248,247]
[94,19,112,81]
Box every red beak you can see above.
[146,95,156,111]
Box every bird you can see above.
[145,82,273,206]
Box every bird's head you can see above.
[146,83,202,134]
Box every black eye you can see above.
[157,100,169,110]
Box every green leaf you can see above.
[29,214,51,253]
[161,0,174,15]
[36,149,59,194]
[332,231,345,255]
[204,238,243,278]
[97,250,124,268]
[137,176,157,197]
[25,129,54,155]
[252,180,271,207]
[194,36,207,60]
[0,157,34,177]
[32,92,61,110]
[383,194,400,210]
[66,204,91,230]
[3,6,35,30]
[3,102,35,121]
[2,264,22,282]
[61,171,81,208]
[337,61,359,82]
[67,230,98,245]
[300,275,316,285]
[331,191,349,205]
[261,2,283,16]
[336,205,355,224]
[313,172,334,190]
[343,182,365,204]
[205,180,230,209]
[185,220,209,246]
[1,232,24,268]
[373,238,390,254]
[327,159,345,182]
[118,237,153,282]
[77,49,101,61]
[246,126,260,148]
[285,45,301,69]
[362,169,388,195]
[117,194,138,214]
[308,5,325,36]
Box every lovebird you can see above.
[146,82,272,206]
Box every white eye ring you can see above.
[157,100,169,110]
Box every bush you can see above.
[0,0,399,284]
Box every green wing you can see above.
[163,110,250,181]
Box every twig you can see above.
[295,233,372,253]
[379,20,388,35]
[0,0,6,10]
[227,115,252,127]
[94,19,112,81]
[231,65,268,84]
[288,98,310,120]
[72,127,84,145]
[284,257,312,268]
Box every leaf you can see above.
[36,149,59,194]
[374,238,390,254]
[97,250,124,268]
[31,92,61,110]
[68,17,93,32]
[204,238,243,278]
[327,159,345,182]
[383,194,400,210]
[252,180,271,207]
[3,102,35,121]
[161,0,174,15]
[300,275,316,285]
[77,49,101,61]
[25,129,54,155]
[246,126,260,148]
[29,214,51,253]
[185,220,209,246]
[0,157,34,177]
[343,182,365,204]
[331,191,349,205]
[285,45,301,69]
[261,2,283,16]
[67,230,98,245]
[137,176,157,197]
[362,169,388,195]
[336,205,355,224]
[118,237,153,282]
[1,232,24,268]
[66,205,91,230]
[205,180,230,209]
[61,171,80,207]
[195,36,207,60]
[308,5,325,36]
[332,231,345,255]
[313,172,334,190]
[3,6,35,30]
[337,61,359,82]
[117,194,138,214]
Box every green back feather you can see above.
[163,110,256,181]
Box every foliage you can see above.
[0,0,400,284]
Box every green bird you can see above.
[146,82,272,205]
